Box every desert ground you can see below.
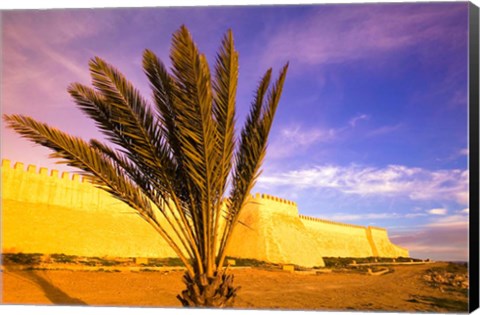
[1,260,468,313]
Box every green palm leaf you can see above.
[211,29,239,267]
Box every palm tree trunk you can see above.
[177,270,238,307]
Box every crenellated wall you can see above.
[1,159,178,258]
[0,159,143,211]
[1,160,409,266]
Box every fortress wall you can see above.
[1,160,125,210]
[1,160,177,257]
[2,159,408,264]
[2,199,177,258]
[299,214,409,258]
[300,215,374,257]
[225,199,270,263]
[368,226,409,258]
[226,197,325,267]
[250,193,299,217]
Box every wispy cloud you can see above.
[1,9,127,171]
[390,212,468,261]
[266,124,337,159]
[281,125,336,146]
[258,164,468,205]
[366,123,403,137]
[10,10,114,44]
[427,208,448,216]
[2,11,115,113]
[348,114,369,127]
[268,113,372,159]
[261,3,467,69]
[425,214,469,229]
[405,213,428,219]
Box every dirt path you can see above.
[1,263,468,312]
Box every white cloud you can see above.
[258,164,469,205]
[460,208,469,214]
[267,124,337,159]
[280,125,335,146]
[348,114,369,127]
[427,208,447,216]
[268,114,372,159]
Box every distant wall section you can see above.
[226,193,326,267]
[299,215,408,258]
[226,192,408,267]
[300,215,374,257]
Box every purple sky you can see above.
[1,3,470,261]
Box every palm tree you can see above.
[3,25,287,307]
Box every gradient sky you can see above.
[1,3,470,261]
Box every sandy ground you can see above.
[1,263,468,312]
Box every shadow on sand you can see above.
[5,266,87,305]
[407,294,468,312]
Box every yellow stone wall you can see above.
[1,160,409,266]
[1,160,177,258]
[300,216,375,257]
[368,226,409,258]
[225,194,326,267]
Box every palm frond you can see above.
[88,57,172,171]
[170,25,223,274]
[142,49,180,157]
[169,26,219,196]
[68,81,180,201]
[211,29,239,266]
[261,63,289,134]
[225,68,273,223]
[142,49,194,211]
[212,29,238,194]
[217,64,288,268]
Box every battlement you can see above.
[1,159,122,210]
[299,214,386,231]
[249,192,299,217]
[1,160,296,206]
[2,159,89,183]
[299,214,367,230]
[251,192,297,206]
[1,159,299,215]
